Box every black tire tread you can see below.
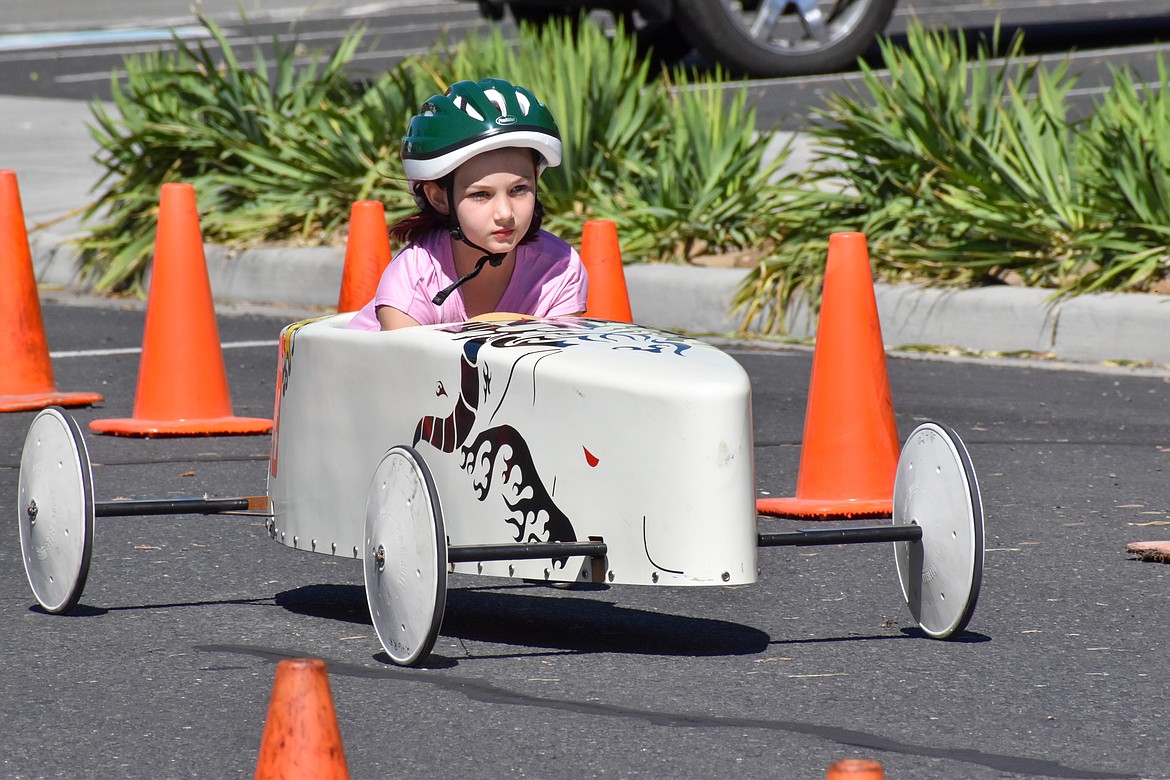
[673,0,897,77]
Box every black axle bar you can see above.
[448,541,608,563]
[95,496,268,518]
[758,524,922,548]
[92,498,916,552]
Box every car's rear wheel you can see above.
[673,0,897,78]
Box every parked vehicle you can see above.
[473,0,898,77]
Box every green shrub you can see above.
[1076,57,1170,292]
[83,17,434,292]
[78,14,793,294]
[82,14,1170,331]
[735,22,1170,332]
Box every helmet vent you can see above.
[483,88,507,116]
[453,95,483,121]
[515,92,531,115]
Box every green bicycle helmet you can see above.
[402,78,562,183]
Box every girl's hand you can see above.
[467,312,533,323]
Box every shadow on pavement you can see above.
[274,582,772,658]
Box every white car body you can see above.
[267,315,759,587]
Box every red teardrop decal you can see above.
[583,447,599,467]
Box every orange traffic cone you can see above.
[0,170,104,412]
[89,183,272,436]
[757,232,899,519]
[254,658,349,780]
[337,200,392,313]
[826,758,886,778]
[580,219,632,322]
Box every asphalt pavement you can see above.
[4,299,1170,779]
[6,6,1170,779]
[7,69,1170,780]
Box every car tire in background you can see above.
[672,0,897,78]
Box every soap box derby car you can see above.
[18,314,984,666]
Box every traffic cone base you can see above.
[255,658,349,780]
[89,182,271,437]
[89,415,272,437]
[580,219,633,322]
[337,200,391,313]
[758,232,899,520]
[0,391,105,414]
[0,169,103,413]
[757,495,891,519]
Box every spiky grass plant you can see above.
[78,14,792,294]
[81,17,434,292]
[1076,58,1170,293]
[433,17,801,260]
[76,11,1170,328]
[735,22,1170,333]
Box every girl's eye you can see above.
[511,184,531,196]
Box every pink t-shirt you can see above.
[347,229,588,330]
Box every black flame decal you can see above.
[413,319,693,551]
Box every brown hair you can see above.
[388,182,450,245]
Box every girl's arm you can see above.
[377,305,422,330]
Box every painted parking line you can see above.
[0,26,211,53]
[50,340,276,359]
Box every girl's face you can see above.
[426,147,538,255]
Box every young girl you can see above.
[347,78,588,331]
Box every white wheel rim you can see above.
[18,408,94,613]
[893,422,984,638]
[363,446,447,666]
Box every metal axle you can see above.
[448,540,608,563]
[91,495,607,564]
[94,496,269,518]
[758,524,922,548]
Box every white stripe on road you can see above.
[0,26,210,52]
[50,340,277,359]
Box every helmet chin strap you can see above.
[431,225,507,306]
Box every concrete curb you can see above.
[31,228,1170,367]
[1055,293,1170,364]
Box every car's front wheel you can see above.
[672,0,897,78]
